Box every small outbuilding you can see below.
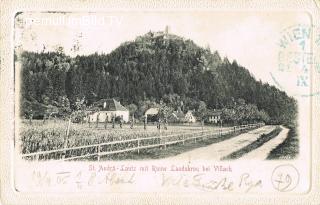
[144,108,159,122]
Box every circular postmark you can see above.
[272,24,320,97]
[271,164,300,192]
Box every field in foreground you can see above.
[19,120,224,160]
[18,120,297,161]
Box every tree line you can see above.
[19,30,297,126]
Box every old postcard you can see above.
[1,0,320,204]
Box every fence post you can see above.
[201,120,204,131]
[137,138,140,154]
[35,149,41,161]
[97,144,101,161]
[162,130,166,150]
[62,118,71,160]
[182,134,185,145]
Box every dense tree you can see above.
[127,103,138,116]
[18,30,297,126]
[197,101,207,120]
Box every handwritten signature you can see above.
[161,173,262,193]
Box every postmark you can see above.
[273,24,320,97]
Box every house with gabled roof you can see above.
[184,110,197,123]
[88,98,129,122]
[206,109,222,124]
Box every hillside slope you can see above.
[19,31,297,125]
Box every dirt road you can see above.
[240,126,289,160]
[166,125,277,161]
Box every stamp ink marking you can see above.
[274,24,320,97]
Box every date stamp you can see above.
[273,24,320,97]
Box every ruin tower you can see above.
[165,25,170,35]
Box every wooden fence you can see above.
[21,123,264,161]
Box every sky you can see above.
[14,11,313,96]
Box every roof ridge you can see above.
[91,98,128,111]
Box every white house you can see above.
[184,110,196,123]
[207,110,222,124]
[88,99,129,123]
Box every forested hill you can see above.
[19,30,297,125]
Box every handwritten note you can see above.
[27,163,265,193]
[161,173,262,193]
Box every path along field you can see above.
[239,126,289,160]
[165,125,287,161]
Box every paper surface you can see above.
[1,0,320,204]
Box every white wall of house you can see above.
[208,115,221,123]
[185,111,196,123]
[89,111,129,123]
[116,111,129,122]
